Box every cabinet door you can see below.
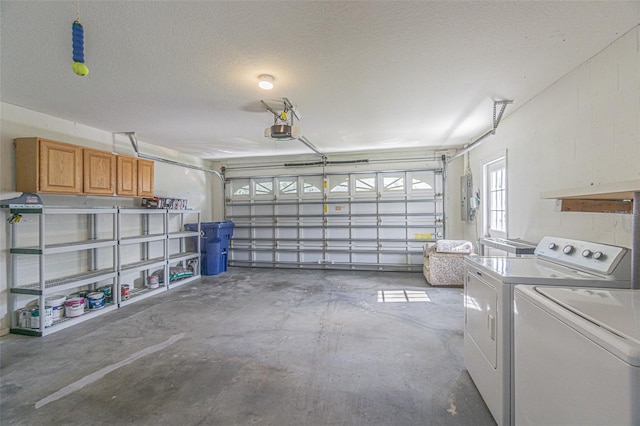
[84,148,116,195]
[39,139,83,194]
[116,155,138,196]
[14,137,40,193]
[137,159,154,197]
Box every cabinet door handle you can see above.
[488,314,496,341]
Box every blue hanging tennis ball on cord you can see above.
[72,20,89,76]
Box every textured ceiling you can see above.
[1,1,639,159]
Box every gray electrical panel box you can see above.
[461,175,473,221]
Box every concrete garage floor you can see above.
[1,268,495,426]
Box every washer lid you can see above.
[536,287,640,365]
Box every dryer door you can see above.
[465,271,498,368]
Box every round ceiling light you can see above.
[258,74,274,90]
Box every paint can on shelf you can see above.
[45,295,66,323]
[97,286,113,304]
[30,307,53,329]
[121,284,130,301]
[87,292,105,310]
[75,290,91,307]
[17,308,30,328]
[147,275,160,289]
[76,290,91,299]
[64,297,85,318]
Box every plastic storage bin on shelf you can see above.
[185,221,234,276]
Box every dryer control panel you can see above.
[535,236,630,279]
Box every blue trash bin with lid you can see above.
[185,221,234,275]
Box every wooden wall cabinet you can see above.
[117,156,154,197]
[15,137,155,198]
[15,137,83,194]
[137,158,154,197]
[84,148,116,195]
[116,155,138,196]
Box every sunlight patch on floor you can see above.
[377,290,431,303]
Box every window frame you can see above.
[482,152,507,238]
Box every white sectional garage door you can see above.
[225,169,444,271]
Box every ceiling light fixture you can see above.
[258,74,274,90]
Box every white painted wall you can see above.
[460,26,640,248]
[0,103,217,334]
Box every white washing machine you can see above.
[463,236,632,426]
[514,286,640,425]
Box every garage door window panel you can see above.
[382,174,405,194]
[355,174,377,194]
[231,179,251,197]
[277,177,298,197]
[409,171,435,194]
[328,175,350,196]
[254,178,274,197]
[302,176,323,196]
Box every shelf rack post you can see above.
[116,208,122,305]
[633,192,639,289]
[9,218,17,329]
[88,213,96,276]
[163,209,169,290]
[142,211,150,288]
[38,212,46,333]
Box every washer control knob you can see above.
[548,243,557,250]
[593,251,605,260]
[563,245,575,255]
[582,249,592,258]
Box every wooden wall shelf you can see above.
[541,179,640,200]
[541,179,640,214]
[541,179,639,289]
[558,199,633,214]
